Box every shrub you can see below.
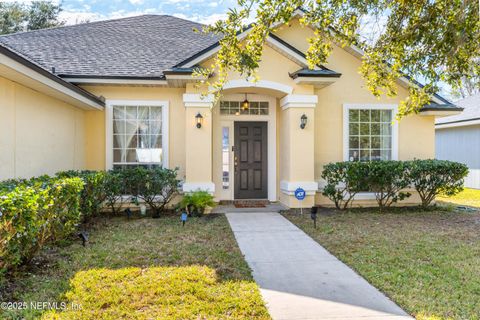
[104,170,124,214]
[124,167,180,217]
[408,159,468,207]
[321,162,369,209]
[365,161,411,209]
[0,176,83,275]
[180,190,216,216]
[56,170,107,219]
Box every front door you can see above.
[234,121,268,199]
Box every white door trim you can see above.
[215,94,277,201]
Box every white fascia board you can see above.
[435,119,480,129]
[280,94,318,109]
[420,110,462,117]
[280,181,318,195]
[181,29,315,71]
[64,77,168,86]
[265,36,319,69]
[0,53,103,110]
[220,79,293,95]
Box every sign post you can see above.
[294,187,306,215]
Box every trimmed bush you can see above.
[123,167,180,217]
[0,177,84,275]
[321,159,467,210]
[408,159,468,207]
[56,170,107,219]
[180,190,215,216]
[322,162,369,209]
[104,170,124,214]
[365,161,411,208]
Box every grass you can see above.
[0,214,269,320]
[284,207,480,320]
[437,188,480,208]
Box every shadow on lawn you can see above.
[1,214,261,319]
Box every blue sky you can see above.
[10,0,238,24]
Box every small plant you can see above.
[180,190,215,217]
[408,159,468,207]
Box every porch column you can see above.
[182,94,215,193]
[279,94,318,208]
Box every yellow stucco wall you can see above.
[81,86,186,178]
[274,19,435,169]
[0,77,85,179]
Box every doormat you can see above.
[234,203,267,208]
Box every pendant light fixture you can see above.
[241,93,250,111]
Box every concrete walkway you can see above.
[226,212,413,320]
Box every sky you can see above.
[4,0,238,25]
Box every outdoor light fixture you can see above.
[195,112,203,128]
[300,114,308,129]
[241,93,250,111]
[78,231,89,246]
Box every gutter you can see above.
[0,44,105,108]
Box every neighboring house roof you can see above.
[436,93,480,127]
[0,13,457,112]
[0,42,104,108]
[0,15,219,79]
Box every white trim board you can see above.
[342,103,399,161]
[105,99,169,170]
[215,94,277,201]
[63,77,168,86]
[0,52,103,110]
[436,119,480,129]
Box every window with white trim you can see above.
[112,105,164,169]
[345,106,396,161]
[220,101,269,115]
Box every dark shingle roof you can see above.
[0,15,219,78]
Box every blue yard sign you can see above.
[181,212,188,226]
[294,188,306,201]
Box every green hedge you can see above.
[322,159,468,209]
[0,176,84,275]
[0,167,180,276]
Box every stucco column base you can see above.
[279,180,318,208]
[279,94,318,209]
[183,94,215,195]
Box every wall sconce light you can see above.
[241,93,250,111]
[195,113,203,128]
[300,114,308,129]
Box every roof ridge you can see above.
[0,14,201,39]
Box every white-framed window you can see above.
[220,101,269,115]
[106,100,169,169]
[343,104,398,162]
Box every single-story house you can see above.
[0,10,462,208]
[436,93,480,189]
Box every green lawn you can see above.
[437,188,480,208]
[0,214,269,320]
[284,208,480,320]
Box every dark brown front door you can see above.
[234,121,268,199]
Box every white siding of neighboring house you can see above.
[436,124,480,189]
